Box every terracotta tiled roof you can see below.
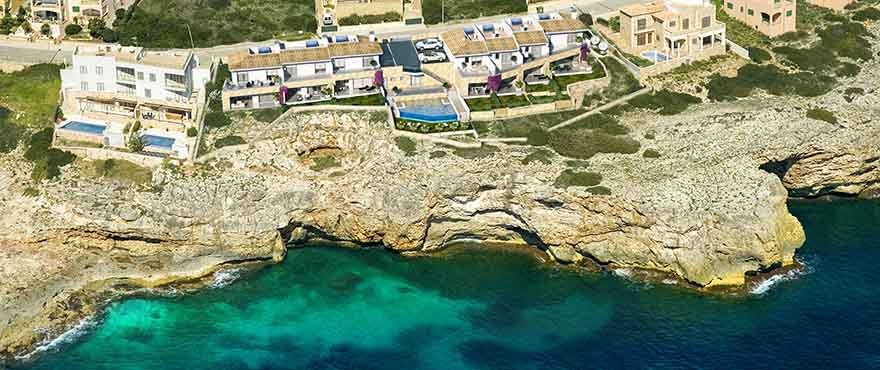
[441,29,489,56]
[485,37,518,52]
[514,31,548,46]
[538,18,588,34]
[280,47,331,64]
[328,41,383,58]
[227,52,281,71]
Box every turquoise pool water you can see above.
[398,101,458,123]
[141,135,175,150]
[60,121,107,136]
[14,199,880,369]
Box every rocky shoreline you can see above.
[2,79,879,360]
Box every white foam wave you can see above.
[15,316,98,360]
[750,259,812,295]
[211,268,242,289]
[613,268,632,278]
[662,278,678,285]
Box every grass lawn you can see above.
[89,159,153,186]
[0,64,61,129]
[116,0,316,48]
[395,119,472,134]
[421,0,527,24]
[465,95,504,112]
[500,94,531,108]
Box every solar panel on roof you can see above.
[335,35,349,43]
[258,47,272,54]
[511,18,522,25]
[482,24,494,32]
[538,14,550,20]
[464,27,475,34]
[306,40,319,48]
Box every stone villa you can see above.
[618,0,727,60]
[722,0,796,37]
[222,11,594,123]
[58,45,210,159]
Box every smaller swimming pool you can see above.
[398,100,458,123]
[641,50,669,63]
[60,120,107,136]
[141,135,176,150]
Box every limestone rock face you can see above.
[1,85,878,359]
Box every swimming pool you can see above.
[641,50,669,63]
[60,120,107,136]
[141,135,176,150]
[398,100,458,123]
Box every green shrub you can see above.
[547,125,641,160]
[65,24,82,35]
[643,149,661,158]
[586,186,612,195]
[609,16,620,32]
[806,108,838,124]
[92,159,152,185]
[338,12,401,25]
[26,128,76,182]
[187,127,198,137]
[205,111,232,128]
[526,127,549,146]
[554,170,602,188]
[852,7,880,21]
[707,64,836,101]
[310,156,340,171]
[395,136,417,156]
[0,107,21,153]
[429,150,447,159]
[451,145,498,159]
[522,148,554,165]
[422,0,527,24]
[568,113,629,135]
[748,47,771,63]
[214,135,246,148]
[628,91,701,115]
[127,135,145,152]
[836,62,861,77]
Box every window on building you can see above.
[149,73,156,82]
[137,72,144,80]
[96,82,104,92]
[236,72,249,83]
[166,73,186,87]
[786,10,793,16]
[72,6,80,12]
[682,19,689,29]
[95,66,103,75]
[702,16,711,28]
[726,2,733,9]
[740,6,744,12]
[79,65,87,74]
[315,64,327,74]
[80,82,88,91]
[636,18,647,31]
[144,89,152,98]
[748,9,754,16]
[761,12,771,23]
[636,33,648,46]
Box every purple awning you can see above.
[279,85,289,104]
[487,74,502,93]
[374,69,385,87]
[580,43,590,62]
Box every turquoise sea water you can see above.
[14,199,880,369]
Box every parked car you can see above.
[597,41,609,55]
[418,51,447,63]
[415,38,443,51]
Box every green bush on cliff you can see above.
[554,170,603,189]
[806,108,838,124]
[628,91,701,116]
[26,128,76,182]
[0,107,22,153]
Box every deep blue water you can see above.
[15,199,880,369]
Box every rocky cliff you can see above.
[1,82,878,359]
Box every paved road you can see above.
[0,45,70,64]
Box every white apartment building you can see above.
[59,45,210,158]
